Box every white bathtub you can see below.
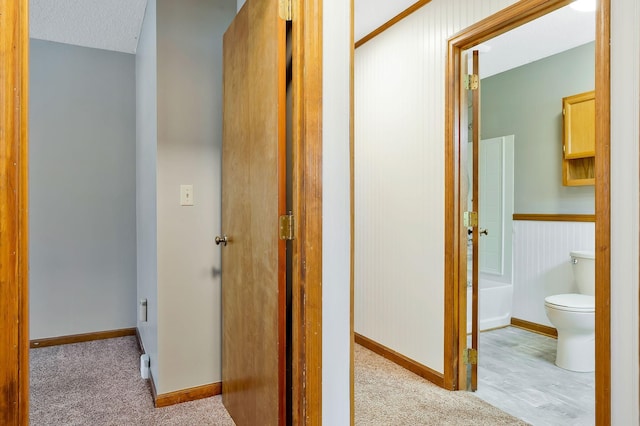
[466,279,513,333]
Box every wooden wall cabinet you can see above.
[562,90,595,186]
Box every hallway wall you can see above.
[136,0,236,394]
[355,0,639,420]
[354,0,518,374]
[30,39,136,339]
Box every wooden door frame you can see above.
[2,0,326,424]
[443,0,610,424]
[282,0,326,423]
[0,0,29,424]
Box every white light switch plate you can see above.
[180,185,194,206]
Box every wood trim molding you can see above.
[292,0,323,423]
[447,0,574,50]
[355,1,432,49]
[30,328,137,348]
[355,333,445,388]
[594,0,611,423]
[149,370,159,404]
[444,2,609,416]
[510,318,557,339]
[148,370,222,409]
[154,382,222,408]
[0,0,29,423]
[513,214,596,222]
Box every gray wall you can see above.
[481,42,595,214]
[136,0,159,382]
[136,0,235,394]
[156,0,234,393]
[29,39,136,339]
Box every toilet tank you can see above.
[570,250,595,296]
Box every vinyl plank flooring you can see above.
[472,326,595,426]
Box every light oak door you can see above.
[221,1,286,425]
[468,49,480,392]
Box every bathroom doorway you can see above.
[464,11,597,418]
[446,0,609,423]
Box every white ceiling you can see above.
[28,0,595,77]
[475,4,595,78]
[29,0,148,54]
[354,0,417,42]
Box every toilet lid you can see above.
[545,294,595,312]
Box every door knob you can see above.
[215,235,228,246]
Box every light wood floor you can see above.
[473,326,595,426]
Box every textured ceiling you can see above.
[30,0,594,74]
[29,0,148,54]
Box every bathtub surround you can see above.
[466,135,515,333]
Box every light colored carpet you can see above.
[30,336,235,425]
[354,344,529,425]
[31,336,528,425]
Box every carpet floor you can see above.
[354,344,528,425]
[30,336,234,425]
[31,336,527,425]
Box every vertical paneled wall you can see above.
[512,220,595,327]
[354,0,516,373]
[610,0,640,420]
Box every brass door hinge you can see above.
[279,213,295,240]
[463,348,478,365]
[464,211,478,228]
[279,0,292,21]
[464,74,479,90]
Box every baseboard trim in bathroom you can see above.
[154,381,222,408]
[354,333,445,388]
[30,327,137,348]
[510,318,557,339]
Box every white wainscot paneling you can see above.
[512,220,595,327]
[354,0,517,374]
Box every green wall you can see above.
[481,42,595,214]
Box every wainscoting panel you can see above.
[512,220,595,327]
[354,0,517,374]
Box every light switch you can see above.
[180,185,194,206]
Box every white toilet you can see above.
[544,250,595,372]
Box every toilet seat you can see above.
[544,293,595,312]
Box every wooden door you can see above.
[221,1,286,425]
[469,49,480,392]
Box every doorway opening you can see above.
[462,5,597,420]
[445,0,610,424]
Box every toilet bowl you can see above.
[544,250,595,373]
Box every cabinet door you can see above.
[563,90,595,159]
